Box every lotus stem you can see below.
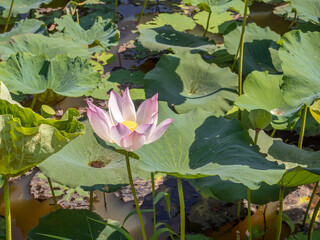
[288,8,297,29]
[203,12,212,37]
[177,178,185,240]
[231,43,240,71]
[308,197,320,240]
[238,0,250,97]
[247,188,252,240]
[151,172,157,235]
[114,0,118,23]
[271,129,276,138]
[254,130,260,146]
[263,204,268,240]
[303,181,319,227]
[4,176,12,240]
[237,199,241,220]
[30,96,37,110]
[47,177,58,210]
[125,152,147,240]
[3,0,15,33]
[275,186,285,240]
[89,191,94,211]
[76,9,79,24]
[138,0,148,24]
[298,104,308,149]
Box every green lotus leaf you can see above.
[137,25,216,54]
[27,209,128,240]
[253,130,320,170]
[38,121,149,189]
[255,0,284,3]
[138,13,196,32]
[249,109,272,130]
[0,0,52,17]
[294,22,320,33]
[182,0,245,13]
[0,19,46,42]
[107,69,145,86]
[136,103,285,190]
[55,15,119,53]
[0,52,101,103]
[280,30,320,107]
[193,11,233,34]
[203,47,234,68]
[0,100,84,177]
[0,34,91,60]
[189,176,295,204]
[235,71,301,129]
[144,52,237,115]
[279,167,320,188]
[224,23,281,76]
[287,0,320,23]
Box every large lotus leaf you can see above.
[144,52,237,115]
[235,71,301,129]
[0,34,91,60]
[253,130,320,170]
[295,22,320,33]
[138,13,196,31]
[136,102,286,190]
[189,176,295,204]
[55,15,119,52]
[280,30,320,107]
[27,209,127,240]
[38,121,149,189]
[0,100,84,177]
[137,25,216,54]
[0,0,52,17]
[224,23,280,76]
[0,52,101,103]
[182,0,245,13]
[0,19,46,42]
[279,167,320,188]
[287,0,320,23]
[193,11,234,34]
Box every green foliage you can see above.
[0,0,52,17]
[144,52,237,114]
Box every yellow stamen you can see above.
[122,120,138,131]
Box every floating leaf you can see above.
[0,34,91,60]
[224,23,280,76]
[55,15,119,52]
[280,30,320,107]
[137,25,216,54]
[27,209,128,240]
[0,19,46,42]
[144,52,237,114]
[38,121,149,189]
[235,71,301,129]
[0,100,84,177]
[136,103,285,190]
[138,13,196,32]
[0,0,52,17]
[0,52,101,104]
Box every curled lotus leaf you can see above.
[0,19,47,42]
[136,102,285,190]
[38,121,149,189]
[0,99,84,177]
[286,0,320,23]
[55,15,119,53]
[0,52,101,104]
[0,34,91,60]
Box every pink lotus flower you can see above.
[87,88,174,152]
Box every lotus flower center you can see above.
[122,120,138,131]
